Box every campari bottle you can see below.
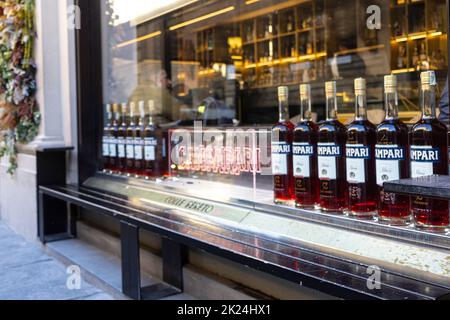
[272,86,294,204]
[346,78,378,218]
[102,104,112,172]
[125,102,137,177]
[410,70,449,232]
[318,81,347,212]
[133,101,146,177]
[143,100,160,178]
[376,75,411,225]
[109,103,120,173]
[117,103,128,174]
[293,84,319,209]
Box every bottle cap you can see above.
[106,104,111,113]
[325,81,336,97]
[148,100,155,114]
[384,74,397,94]
[421,71,437,89]
[121,103,127,113]
[299,84,310,100]
[138,101,145,115]
[278,86,289,102]
[354,78,366,95]
[112,103,119,113]
[129,102,136,115]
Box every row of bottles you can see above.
[102,101,167,178]
[272,71,449,232]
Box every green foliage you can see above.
[0,0,39,175]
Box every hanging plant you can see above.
[0,0,39,175]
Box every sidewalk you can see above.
[0,222,115,300]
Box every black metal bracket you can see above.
[120,222,186,300]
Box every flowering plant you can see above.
[0,0,39,174]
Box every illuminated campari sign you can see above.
[169,125,272,176]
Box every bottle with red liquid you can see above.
[376,75,411,225]
[108,103,120,173]
[125,102,137,177]
[116,103,128,174]
[293,84,319,209]
[272,86,294,204]
[346,78,378,218]
[410,70,449,232]
[133,101,146,177]
[143,100,160,178]
[318,81,347,212]
[102,104,112,172]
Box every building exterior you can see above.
[1,0,450,300]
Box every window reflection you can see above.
[101,0,448,127]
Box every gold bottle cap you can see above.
[148,100,155,114]
[129,102,136,115]
[421,70,437,89]
[299,84,310,100]
[138,101,145,115]
[121,103,127,113]
[325,81,336,97]
[278,86,289,102]
[384,74,397,94]
[354,78,366,95]
[112,103,119,113]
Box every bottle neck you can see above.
[300,97,312,121]
[326,96,338,121]
[355,92,367,120]
[278,99,289,123]
[421,85,436,119]
[121,112,127,126]
[113,112,120,126]
[384,91,398,120]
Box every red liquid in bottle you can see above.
[346,78,378,218]
[293,122,319,208]
[376,75,411,225]
[318,123,348,212]
[125,109,137,176]
[108,103,120,173]
[318,82,347,213]
[272,86,294,204]
[272,121,295,203]
[376,121,410,224]
[116,103,127,173]
[410,71,449,232]
[410,119,449,230]
[293,84,319,208]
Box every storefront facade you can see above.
[1,0,450,299]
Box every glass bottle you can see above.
[108,103,120,173]
[346,78,378,218]
[318,81,347,212]
[143,100,160,178]
[376,75,411,225]
[117,103,128,173]
[272,86,295,204]
[410,71,449,232]
[102,104,112,172]
[293,84,319,209]
[125,102,137,177]
[133,101,146,177]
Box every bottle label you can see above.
[126,137,135,159]
[102,136,109,157]
[346,144,370,183]
[375,145,404,186]
[271,142,291,175]
[318,143,341,180]
[134,138,143,160]
[410,145,440,178]
[145,137,157,161]
[117,137,125,158]
[293,143,314,178]
[109,138,117,157]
